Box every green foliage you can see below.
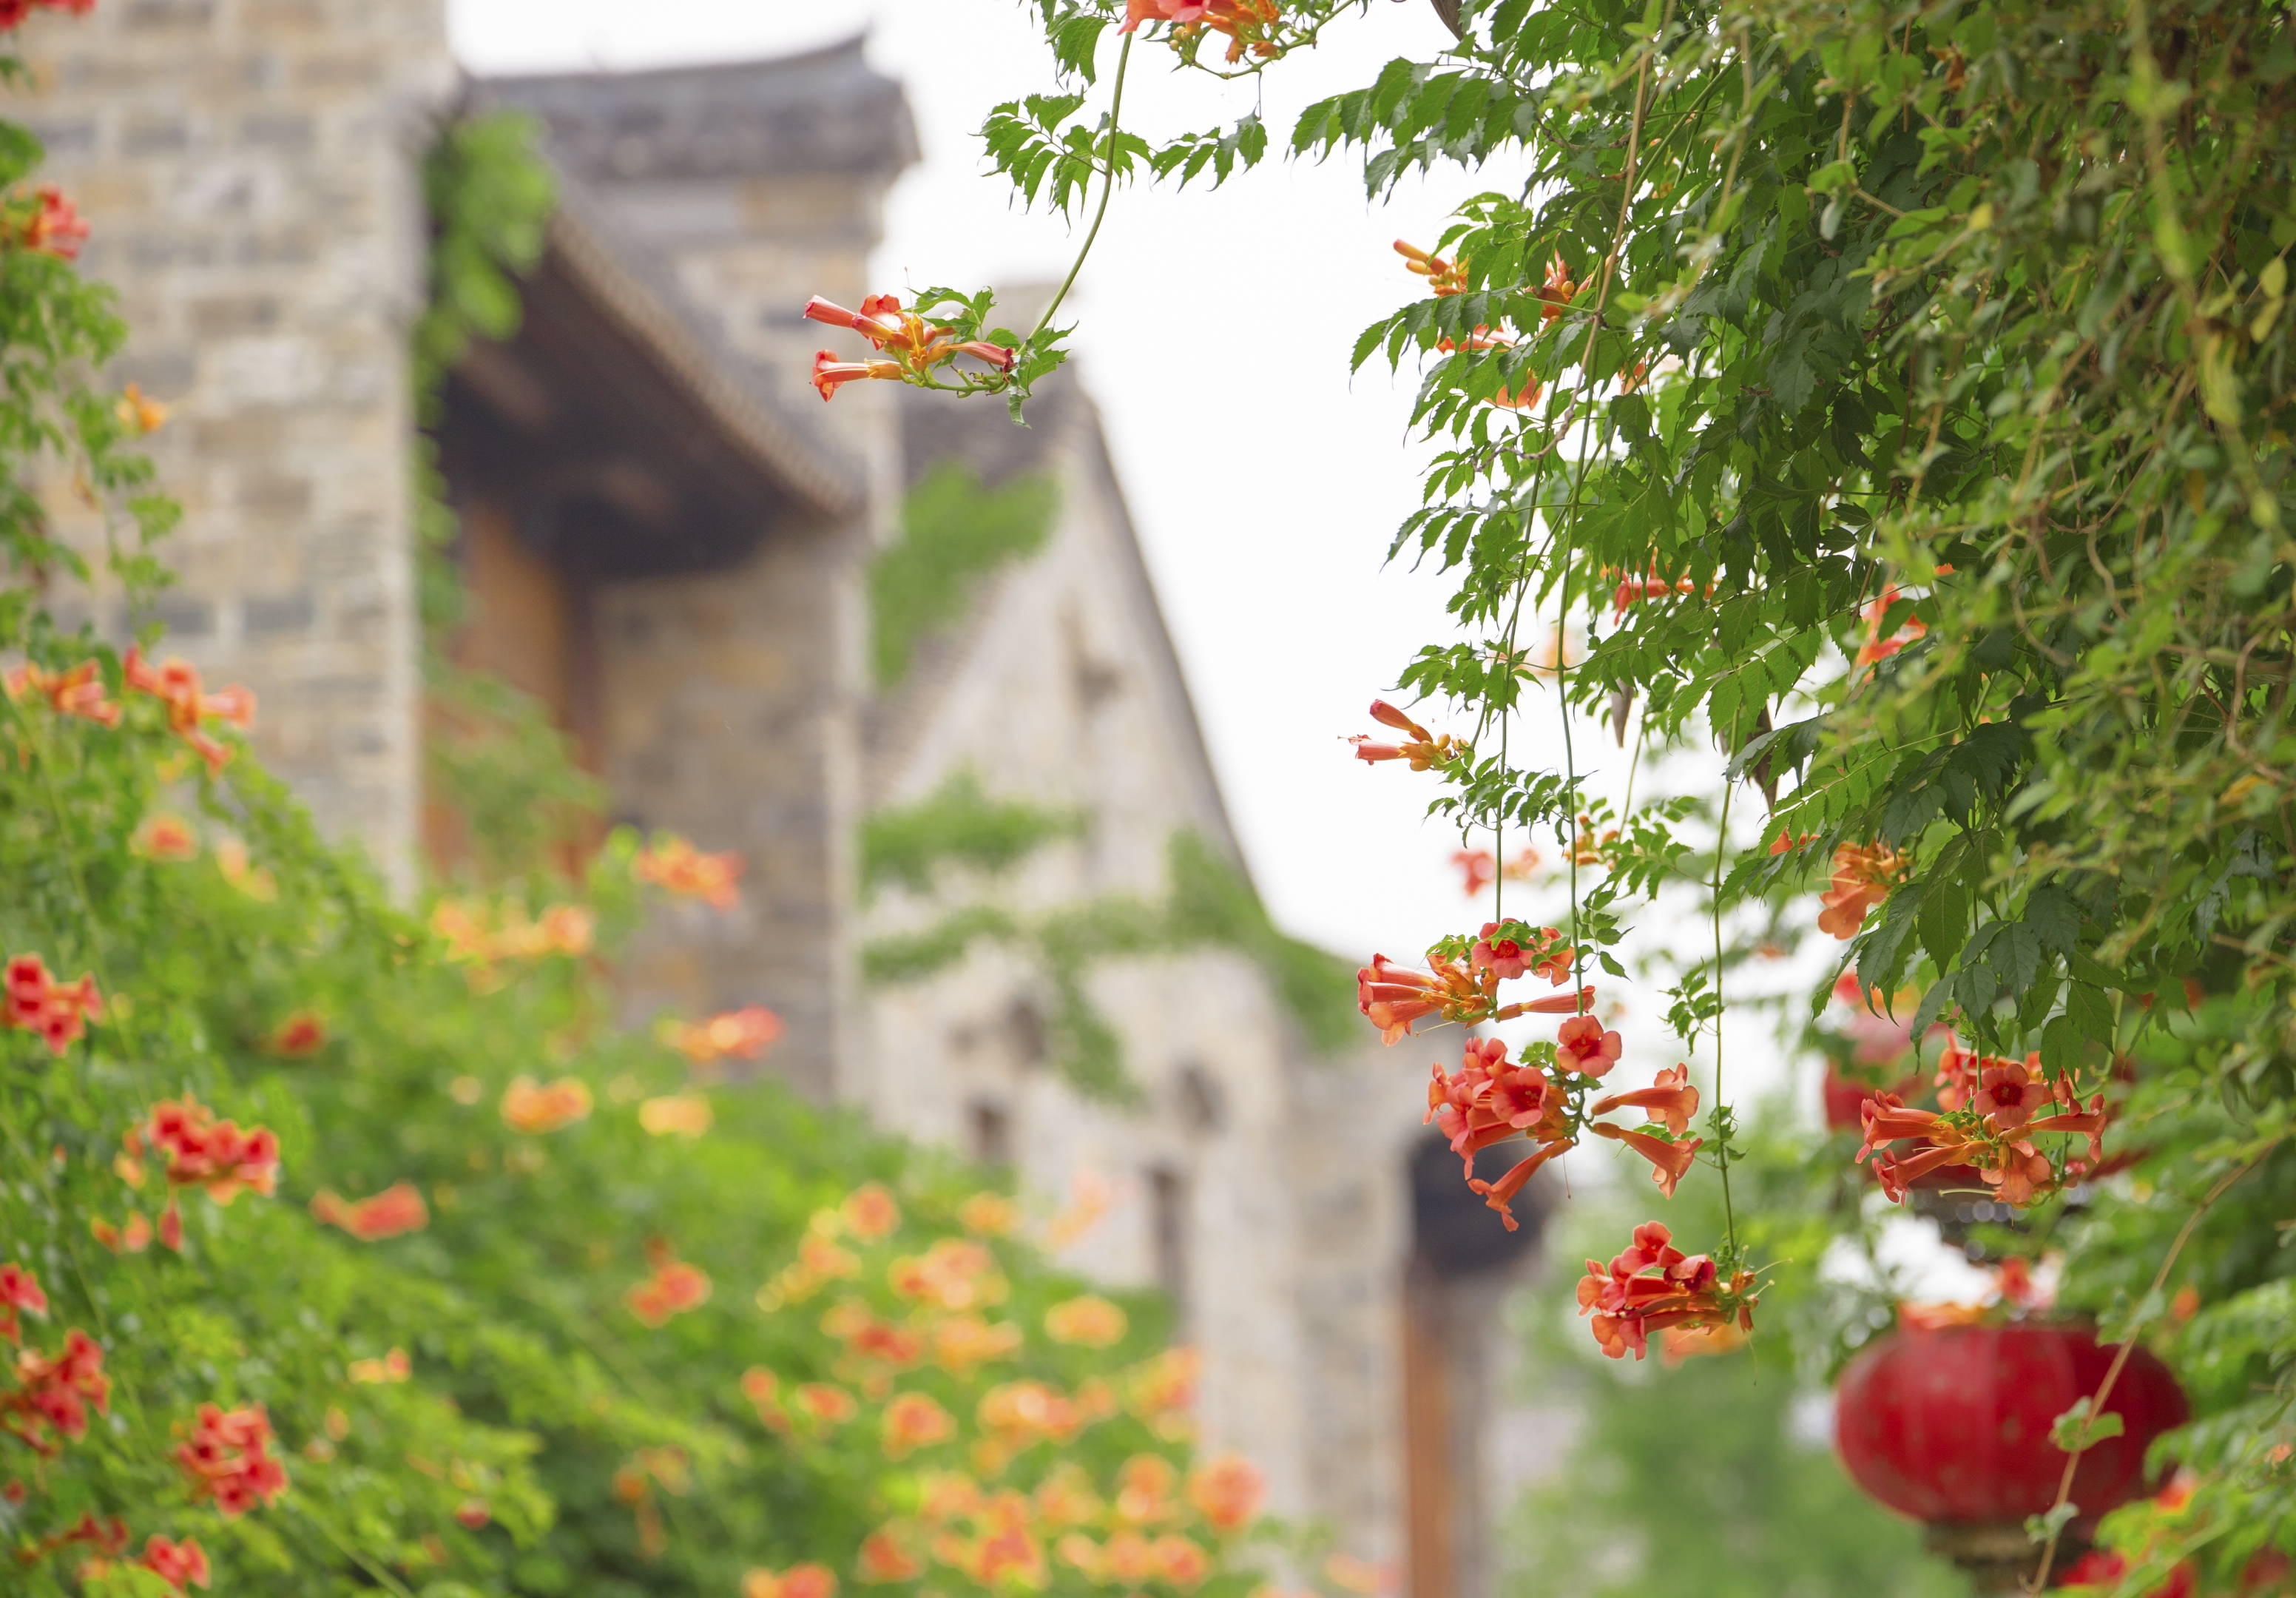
[873,463,1059,688]
[0,51,1265,1598]
[862,826,1360,1096]
[408,110,604,886]
[862,770,1086,897]
[984,0,2296,1577]
[413,112,557,422]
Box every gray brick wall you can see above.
[21,0,454,889]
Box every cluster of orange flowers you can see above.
[1611,567,1700,616]
[1348,698,1463,770]
[123,647,256,775]
[848,1448,1260,1594]
[175,1402,288,1517]
[1576,1221,1758,1361]
[10,182,87,258]
[4,648,255,775]
[1391,241,1578,408]
[1425,1025,1704,1233]
[634,835,744,908]
[5,658,118,726]
[805,294,1017,401]
[4,951,101,1056]
[17,1513,208,1594]
[429,898,595,965]
[130,1096,281,1207]
[0,1261,47,1344]
[668,1003,783,1066]
[310,1181,430,1241]
[499,1074,594,1135]
[1451,844,1540,897]
[1119,0,1284,62]
[1815,840,1908,938]
[627,1250,713,1326]
[1857,1044,2110,1206]
[1357,934,1590,1045]
[3,1321,109,1455]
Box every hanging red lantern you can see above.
[1836,1322,2188,1591]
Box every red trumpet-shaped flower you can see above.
[803,294,1016,402]
[1590,1063,1701,1135]
[669,1004,783,1065]
[1576,1221,1755,1361]
[1854,584,1928,667]
[4,1328,109,1453]
[1817,841,1906,939]
[140,1534,212,1594]
[175,1403,288,1517]
[1591,1122,1702,1196]
[1121,0,1283,61]
[634,835,743,908]
[811,351,904,401]
[1611,569,1698,617]
[1471,919,1570,985]
[1975,1054,2050,1131]
[1393,239,1468,296]
[4,953,101,1056]
[134,1096,280,1204]
[4,658,120,726]
[1536,253,1577,324]
[1348,699,1459,770]
[1468,1137,1575,1232]
[310,1181,429,1241]
[16,183,87,258]
[0,1261,46,1344]
[1556,1014,1623,1078]
[122,647,255,775]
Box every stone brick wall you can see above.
[19,0,455,890]
[475,50,911,1099]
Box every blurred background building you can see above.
[20,9,1556,1593]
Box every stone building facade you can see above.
[16,13,1553,1593]
[24,0,456,892]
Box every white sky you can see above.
[450,0,1499,965]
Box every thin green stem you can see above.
[1032,34,1134,343]
[1712,776,1738,1255]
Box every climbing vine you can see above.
[823,0,2296,1584]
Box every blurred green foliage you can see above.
[872,464,1058,689]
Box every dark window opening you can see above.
[1176,1063,1225,1136]
[1147,1166,1189,1326]
[968,1100,1012,1167]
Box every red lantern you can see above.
[1836,1323,2188,1590]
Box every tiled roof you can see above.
[473,36,918,183]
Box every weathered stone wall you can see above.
[20,0,455,889]
[592,519,867,1103]
[476,50,909,1100]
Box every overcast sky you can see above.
[450,0,1520,966]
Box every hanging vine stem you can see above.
[2024,1136,2286,1593]
[1031,33,1133,343]
[1711,776,1738,1257]
[1543,0,1669,1005]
